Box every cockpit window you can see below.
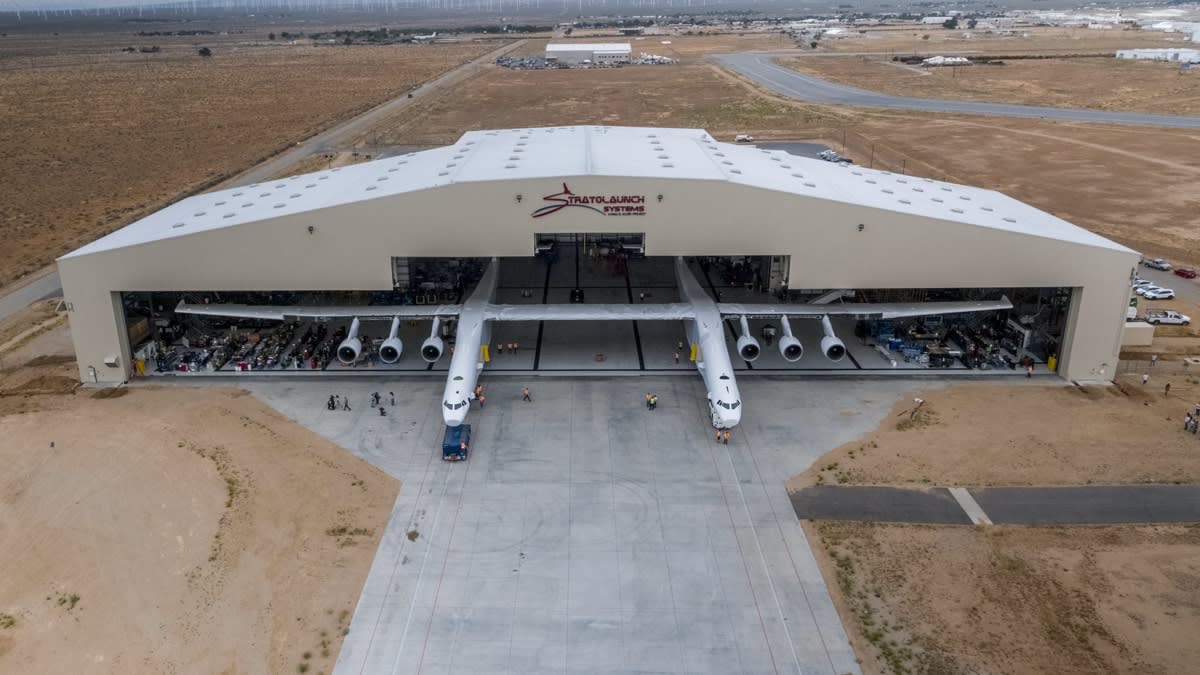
[719,375,730,380]
[443,401,453,410]
[731,400,741,410]
[453,375,464,381]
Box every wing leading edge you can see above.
[174,301,462,321]
[718,296,1012,320]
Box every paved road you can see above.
[716,53,1200,129]
[791,484,1200,524]
[241,377,918,675]
[0,270,62,322]
[226,39,524,188]
[0,40,525,322]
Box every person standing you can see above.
[723,430,730,445]
[390,391,395,406]
[343,396,351,411]
[496,343,503,356]
[650,394,657,410]
[1186,412,1193,432]
[513,342,520,355]
[677,340,685,352]
[1026,364,1033,378]
[646,393,652,410]
[523,387,532,402]
[1165,382,1172,396]
[478,394,486,409]
[715,429,721,443]
[674,351,680,364]
[1152,353,1159,368]
[1143,373,1150,385]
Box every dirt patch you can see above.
[0,386,398,674]
[0,38,490,287]
[0,375,80,396]
[791,380,1200,489]
[807,521,1200,675]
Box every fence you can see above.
[1117,359,1197,377]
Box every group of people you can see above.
[645,392,659,410]
[1184,402,1200,434]
[493,342,521,356]
[326,391,395,413]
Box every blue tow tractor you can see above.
[442,424,471,461]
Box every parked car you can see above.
[1144,288,1176,300]
[1143,258,1172,271]
[735,134,754,143]
[1145,310,1191,325]
[1133,279,1153,288]
[1175,268,1197,279]
[1135,285,1161,296]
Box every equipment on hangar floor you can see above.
[442,424,471,461]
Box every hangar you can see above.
[58,125,1137,411]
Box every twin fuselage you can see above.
[439,257,741,429]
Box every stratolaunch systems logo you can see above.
[531,183,646,218]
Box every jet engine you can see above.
[421,317,444,363]
[736,315,761,362]
[820,315,847,362]
[336,317,363,364]
[777,316,803,362]
[379,317,403,364]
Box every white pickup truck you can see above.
[1145,310,1191,326]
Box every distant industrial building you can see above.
[545,43,632,66]
[1116,48,1200,63]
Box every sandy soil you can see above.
[0,38,490,288]
[806,521,1200,675]
[789,379,1200,489]
[785,56,1200,115]
[817,24,1190,56]
[834,113,1200,266]
[0,329,398,673]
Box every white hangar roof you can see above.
[62,125,1134,259]
[546,43,632,53]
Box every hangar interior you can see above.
[58,125,1137,385]
[121,245,1069,377]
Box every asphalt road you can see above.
[716,53,1200,129]
[0,40,526,323]
[790,484,1200,524]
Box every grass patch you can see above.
[0,612,15,629]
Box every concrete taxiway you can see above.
[244,376,925,674]
[717,53,1200,129]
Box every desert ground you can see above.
[815,24,1191,56]
[788,376,1200,489]
[786,56,1200,115]
[0,35,492,288]
[0,312,399,674]
[807,521,1200,675]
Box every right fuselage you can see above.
[675,258,742,429]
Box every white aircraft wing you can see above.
[174,301,461,321]
[484,303,696,322]
[719,296,1012,320]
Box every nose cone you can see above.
[443,407,466,427]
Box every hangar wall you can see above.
[58,175,1138,384]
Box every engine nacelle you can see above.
[379,337,403,363]
[736,315,761,362]
[336,318,362,364]
[379,317,403,364]
[821,335,847,362]
[819,314,847,362]
[421,336,444,363]
[736,334,761,362]
[779,335,804,362]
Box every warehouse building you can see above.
[544,42,632,66]
[58,125,1138,386]
[1116,48,1200,63]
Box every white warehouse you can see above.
[545,42,632,66]
[1116,48,1200,63]
[57,125,1139,390]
